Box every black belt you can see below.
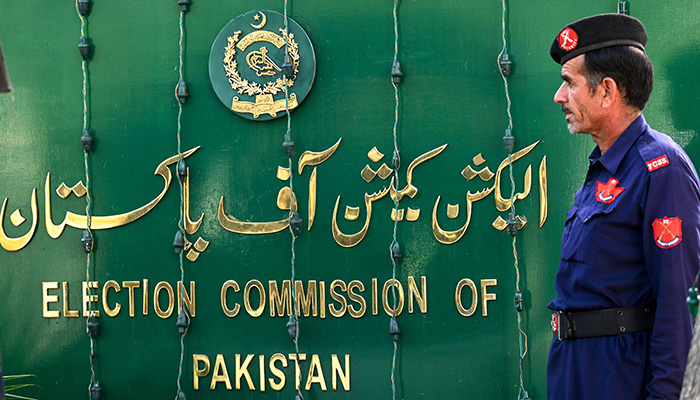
[552,304,655,340]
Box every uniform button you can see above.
[586,182,591,187]
[584,217,590,222]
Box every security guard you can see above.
[548,14,700,399]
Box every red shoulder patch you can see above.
[652,217,682,249]
[596,177,624,204]
[558,27,578,51]
[646,155,669,172]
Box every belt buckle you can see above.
[552,311,567,340]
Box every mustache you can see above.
[561,105,571,113]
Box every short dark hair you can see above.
[581,45,654,110]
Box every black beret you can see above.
[550,13,647,65]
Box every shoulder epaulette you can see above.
[638,131,671,173]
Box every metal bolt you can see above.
[81,229,93,253]
[173,230,185,254]
[392,150,400,170]
[282,54,294,79]
[176,80,189,104]
[0,43,11,93]
[177,0,190,12]
[391,241,402,263]
[176,309,188,334]
[503,128,514,154]
[286,315,298,339]
[87,315,99,338]
[78,0,91,16]
[177,158,187,182]
[391,59,403,84]
[617,0,629,15]
[78,36,90,60]
[90,381,101,399]
[687,287,699,319]
[507,213,518,237]
[499,53,513,77]
[283,133,294,158]
[290,212,302,237]
[514,292,523,312]
[81,129,93,152]
[389,316,401,342]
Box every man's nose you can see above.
[554,83,567,104]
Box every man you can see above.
[547,14,700,399]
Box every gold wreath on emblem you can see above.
[224,29,300,96]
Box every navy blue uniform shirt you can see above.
[548,115,700,399]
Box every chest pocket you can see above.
[561,204,616,264]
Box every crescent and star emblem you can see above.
[251,12,267,29]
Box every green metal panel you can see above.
[0,1,699,399]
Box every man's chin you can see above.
[567,123,584,135]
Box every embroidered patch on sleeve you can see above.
[596,177,624,204]
[652,217,682,249]
[646,154,669,172]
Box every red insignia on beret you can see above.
[596,177,624,204]
[653,217,682,249]
[646,154,669,172]
[558,27,579,51]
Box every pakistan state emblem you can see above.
[209,10,316,121]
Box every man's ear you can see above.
[599,77,619,108]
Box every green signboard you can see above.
[1,1,699,399]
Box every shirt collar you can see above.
[588,114,647,174]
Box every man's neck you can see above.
[595,109,641,155]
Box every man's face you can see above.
[554,55,603,135]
